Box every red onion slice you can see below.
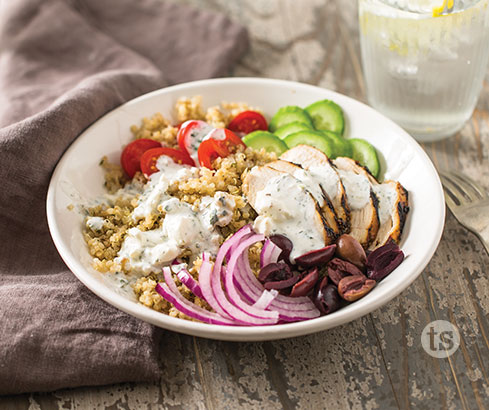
[156,274,237,325]
[210,232,278,325]
[223,234,279,320]
[176,269,204,300]
[253,289,278,310]
[197,257,234,320]
[260,239,282,267]
[238,252,318,311]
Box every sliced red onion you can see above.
[238,252,317,311]
[156,275,237,325]
[234,248,320,320]
[176,269,204,300]
[260,239,282,267]
[226,225,253,262]
[253,289,278,310]
[223,234,279,320]
[210,232,278,325]
[198,257,234,320]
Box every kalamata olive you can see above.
[327,258,364,286]
[335,234,367,269]
[337,275,376,302]
[295,244,337,268]
[314,284,341,314]
[366,241,404,281]
[258,262,301,290]
[269,234,293,263]
[289,268,319,297]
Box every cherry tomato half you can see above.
[140,147,195,177]
[197,128,246,169]
[227,111,268,135]
[120,138,161,178]
[177,120,213,161]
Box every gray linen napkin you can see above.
[0,0,248,395]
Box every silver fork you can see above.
[439,170,489,255]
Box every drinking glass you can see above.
[359,0,489,141]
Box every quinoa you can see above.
[83,96,273,318]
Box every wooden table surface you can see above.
[4,1,489,409]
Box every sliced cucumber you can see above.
[283,130,335,158]
[269,106,314,133]
[348,138,380,178]
[321,130,352,158]
[243,131,288,155]
[275,121,313,140]
[305,99,345,135]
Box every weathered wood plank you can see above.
[3,1,489,409]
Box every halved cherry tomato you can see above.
[120,138,161,178]
[197,128,246,169]
[227,111,268,135]
[140,147,195,177]
[177,120,214,163]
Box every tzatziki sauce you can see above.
[337,170,371,210]
[373,184,397,224]
[116,191,236,275]
[252,173,326,261]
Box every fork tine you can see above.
[440,173,464,205]
[448,171,488,199]
[443,188,459,211]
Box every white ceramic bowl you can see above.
[46,78,445,341]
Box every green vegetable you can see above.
[243,131,288,155]
[283,130,335,158]
[269,106,314,133]
[321,130,352,158]
[275,121,312,140]
[305,99,345,135]
[348,138,380,178]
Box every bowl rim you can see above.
[46,77,446,341]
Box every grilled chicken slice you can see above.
[332,157,380,248]
[242,166,337,260]
[266,160,341,237]
[369,181,409,249]
[280,145,350,232]
[333,157,409,249]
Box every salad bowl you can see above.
[46,78,445,341]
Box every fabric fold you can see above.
[0,0,248,395]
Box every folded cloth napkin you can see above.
[0,0,248,395]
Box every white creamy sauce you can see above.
[308,163,340,201]
[373,184,397,224]
[132,155,198,221]
[252,174,325,261]
[186,123,214,164]
[292,168,325,207]
[86,216,105,232]
[337,170,371,210]
[117,191,236,275]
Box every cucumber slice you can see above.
[275,121,312,140]
[305,99,345,135]
[269,106,314,133]
[243,131,288,155]
[321,130,352,158]
[283,130,335,158]
[348,138,380,178]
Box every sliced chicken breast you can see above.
[333,157,409,249]
[242,166,336,260]
[369,181,409,249]
[332,157,380,248]
[280,145,350,232]
[266,160,341,237]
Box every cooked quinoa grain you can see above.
[84,97,273,317]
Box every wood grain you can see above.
[3,0,489,408]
